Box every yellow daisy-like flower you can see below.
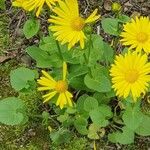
[48,0,100,50]
[12,0,59,17]
[120,16,150,53]
[110,52,150,101]
[37,62,73,109]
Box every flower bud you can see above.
[111,2,121,12]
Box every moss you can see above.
[50,136,88,150]
[0,59,19,98]
[0,14,10,54]
[0,60,50,150]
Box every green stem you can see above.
[56,40,63,61]
[27,113,59,126]
[87,32,93,76]
[88,33,92,62]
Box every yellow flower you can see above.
[12,0,24,7]
[48,0,100,50]
[37,62,73,109]
[120,16,150,53]
[12,0,59,17]
[110,52,150,101]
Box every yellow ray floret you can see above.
[48,0,100,50]
[37,62,73,109]
[12,0,24,7]
[12,0,60,17]
[110,52,150,101]
[120,16,150,53]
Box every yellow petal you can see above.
[56,93,66,109]
[37,87,53,91]
[85,9,100,23]
[65,91,73,107]
[41,70,55,82]
[43,91,57,103]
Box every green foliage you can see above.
[135,114,150,136]
[84,66,112,92]
[50,128,72,145]
[101,42,114,64]
[76,94,89,114]
[39,35,58,53]
[86,34,104,66]
[68,65,88,80]
[87,123,100,139]
[84,97,98,112]
[51,136,88,150]
[118,15,130,23]
[89,105,112,127]
[122,103,143,131]
[23,19,40,39]
[0,97,27,125]
[108,127,134,144]
[0,14,10,53]
[74,117,88,135]
[26,45,62,68]
[0,0,6,10]
[108,101,150,144]
[10,67,37,91]
[101,18,120,36]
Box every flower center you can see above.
[125,70,139,83]
[71,17,85,31]
[55,80,68,93]
[137,32,148,43]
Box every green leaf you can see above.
[122,104,143,131]
[90,34,114,64]
[88,123,100,139]
[101,18,119,36]
[118,15,130,23]
[84,97,98,112]
[89,105,112,127]
[26,46,62,68]
[82,34,104,66]
[0,97,27,125]
[50,128,72,145]
[68,65,88,80]
[57,114,69,123]
[108,127,134,144]
[10,67,36,91]
[63,50,80,64]
[91,34,103,50]
[66,107,77,114]
[87,34,104,66]
[76,94,89,114]
[23,19,40,39]
[70,75,90,91]
[0,0,6,10]
[39,35,58,53]
[84,72,111,93]
[135,114,150,136]
[74,117,88,135]
[84,66,112,92]
[101,42,114,64]
[93,92,111,104]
